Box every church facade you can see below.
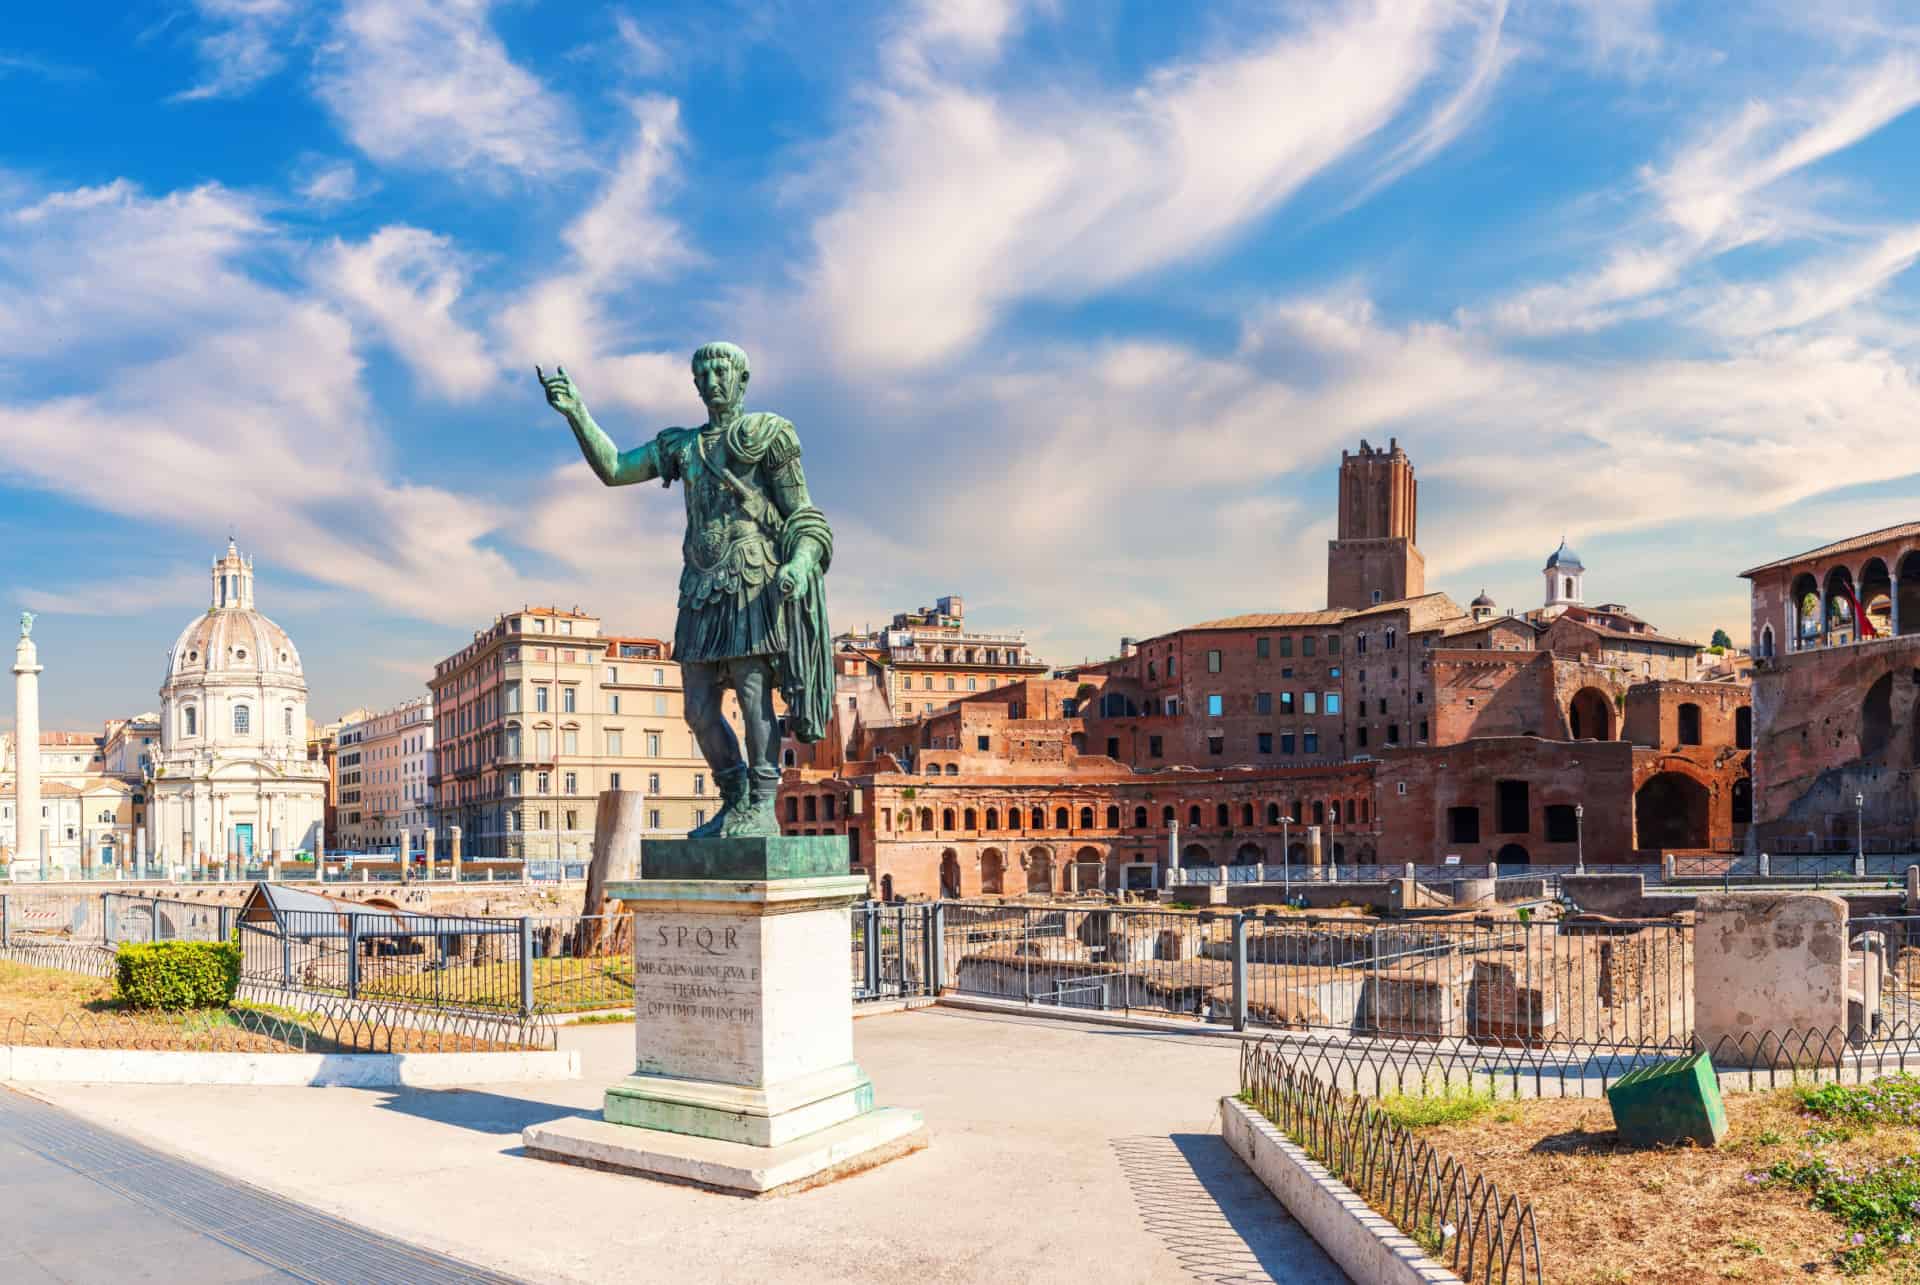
[150,542,327,866]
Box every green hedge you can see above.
[113,941,241,1011]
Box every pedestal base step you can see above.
[522,1106,925,1197]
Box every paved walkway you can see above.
[25,1008,1347,1284]
[0,1088,518,1284]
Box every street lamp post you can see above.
[1575,803,1585,873]
[1857,791,1866,877]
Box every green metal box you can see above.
[1605,1051,1728,1148]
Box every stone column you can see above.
[423,828,437,881]
[398,827,411,883]
[1306,825,1323,880]
[135,827,147,880]
[450,825,463,882]
[12,626,42,874]
[39,826,50,881]
[1163,818,1180,890]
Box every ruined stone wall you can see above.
[1373,737,1637,864]
[1749,634,1920,851]
[1623,680,1750,751]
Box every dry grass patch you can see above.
[0,960,527,1053]
[1414,1087,1920,1282]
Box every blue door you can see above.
[236,823,255,861]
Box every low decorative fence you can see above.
[925,901,1695,1047]
[1240,1037,1544,1284]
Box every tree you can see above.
[1710,628,1733,650]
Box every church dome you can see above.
[164,541,305,686]
[1471,589,1496,608]
[1544,539,1584,572]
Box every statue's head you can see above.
[692,341,749,413]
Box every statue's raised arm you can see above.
[537,365,662,487]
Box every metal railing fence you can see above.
[917,901,1694,1047]
[1240,1037,1543,1284]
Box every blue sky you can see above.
[4,0,1919,730]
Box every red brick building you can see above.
[784,438,1753,894]
[1743,524,1920,852]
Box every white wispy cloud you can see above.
[496,95,699,415]
[795,0,1502,371]
[171,0,300,102]
[316,225,500,400]
[0,178,541,626]
[315,0,583,181]
[1485,52,1920,336]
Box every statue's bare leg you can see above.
[725,658,782,837]
[683,661,747,838]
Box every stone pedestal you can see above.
[524,835,924,1194]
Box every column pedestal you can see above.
[524,835,924,1195]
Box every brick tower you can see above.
[1326,438,1425,610]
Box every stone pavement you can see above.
[0,1087,517,1283]
[24,1008,1348,1284]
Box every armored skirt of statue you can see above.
[650,413,836,742]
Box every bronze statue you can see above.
[540,344,832,838]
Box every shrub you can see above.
[114,941,241,1011]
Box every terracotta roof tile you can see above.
[1741,521,1920,577]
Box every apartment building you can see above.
[428,610,744,860]
[333,696,435,854]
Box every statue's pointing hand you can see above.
[537,364,583,419]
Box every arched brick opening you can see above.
[1496,843,1530,866]
[1636,772,1710,849]
[1233,842,1263,864]
[940,849,961,898]
[1568,687,1613,741]
[1863,673,1894,759]
[980,848,1005,895]
[1026,847,1053,894]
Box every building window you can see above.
[1418,719,1429,740]
[977,735,990,751]
[1302,636,1316,658]
[1255,691,1272,714]
[649,809,662,829]
[1257,732,1273,754]
[1207,734,1225,756]
[1327,635,1340,655]
[1544,805,1578,843]
[1357,727,1369,748]
[506,686,520,713]
[563,729,579,755]
[646,732,662,757]
[1279,692,1294,714]
[607,666,618,684]
[1303,732,1318,754]
[1449,806,1480,844]
[609,694,621,715]
[1386,724,1400,744]
[1207,649,1222,673]
[537,771,550,793]
[1281,733,1295,754]
[1105,736,1119,758]
[1496,780,1529,833]
[563,687,577,714]
[1256,637,1270,659]
[693,809,706,828]
[1207,693,1223,717]
[183,707,197,737]
[232,704,250,735]
[535,687,549,713]
[694,773,706,796]
[607,730,623,756]
[283,708,293,737]
[1324,693,1341,715]
[1303,692,1317,715]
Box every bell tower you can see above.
[1326,439,1425,610]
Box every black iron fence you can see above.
[1240,1037,1544,1284]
